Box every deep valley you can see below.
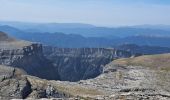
[1,0,170,99]
[0,31,170,99]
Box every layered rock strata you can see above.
[43,47,132,81]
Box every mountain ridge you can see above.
[1,21,170,37]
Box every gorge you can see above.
[0,32,170,99]
[43,46,132,81]
[0,31,132,82]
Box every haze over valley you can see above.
[0,0,170,99]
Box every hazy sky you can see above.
[0,0,170,26]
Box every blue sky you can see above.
[0,0,170,26]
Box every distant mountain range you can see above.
[1,21,170,38]
[130,24,170,31]
[0,21,170,48]
[115,44,170,55]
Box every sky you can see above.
[0,0,170,27]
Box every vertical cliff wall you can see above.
[43,47,132,81]
[0,44,59,80]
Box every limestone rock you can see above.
[43,46,132,81]
[0,65,31,99]
[0,44,59,80]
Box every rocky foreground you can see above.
[78,57,170,99]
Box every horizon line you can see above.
[0,20,170,28]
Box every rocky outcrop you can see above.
[43,46,132,81]
[0,65,72,99]
[0,65,32,99]
[76,54,170,100]
[0,32,59,80]
[0,65,99,99]
[0,44,59,80]
[77,68,169,100]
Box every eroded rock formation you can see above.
[76,55,170,99]
[43,46,132,81]
[0,65,31,99]
[0,32,133,82]
[0,44,60,80]
[0,32,59,80]
[0,65,71,99]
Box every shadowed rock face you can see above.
[0,41,132,82]
[0,32,59,80]
[43,47,132,81]
[0,32,133,82]
[0,44,59,80]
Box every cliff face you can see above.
[0,41,132,82]
[0,43,59,80]
[0,32,132,82]
[43,47,132,81]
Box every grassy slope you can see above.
[0,31,31,49]
[113,53,170,71]
[113,53,170,92]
